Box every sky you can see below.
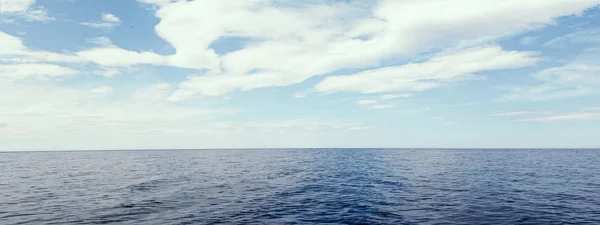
[1,0,600,150]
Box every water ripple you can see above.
[1,149,600,224]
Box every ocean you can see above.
[1,149,599,224]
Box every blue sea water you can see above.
[1,149,599,225]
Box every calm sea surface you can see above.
[1,149,599,224]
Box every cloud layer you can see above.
[157,0,600,99]
[316,45,539,94]
[2,0,600,150]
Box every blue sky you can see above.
[1,0,600,150]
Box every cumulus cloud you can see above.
[0,0,36,12]
[101,13,120,23]
[0,32,27,55]
[6,0,600,95]
[81,13,122,30]
[0,0,53,21]
[154,0,600,99]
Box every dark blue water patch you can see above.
[1,149,600,224]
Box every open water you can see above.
[1,149,599,224]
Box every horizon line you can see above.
[1,147,599,153]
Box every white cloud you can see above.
[544,29,600,48]
[101,13,120,23]
[354,95,410,109]
[6,0,600,93]
[24,0,600,148]
[371,104,394,110]
[437,102,481,108]
[86,36,114,47]
[0,32,205,70]
[154,83,171,90]
[76,47,165,67]
[293,92,308,99]
[20,8,52,21]
[0,32,82,63]
[80,22,114,29]
[496,108,600,122]
[0,79,232,123]
[132,83,174,103]
[500,85,593,101]
[0,33,82,81]
[381,94,412,100]
[1,32,163,72]
[500,48,600,101]
[81,13,121,29]
[585,107,600,111]
[90,85,113,94]
[96,68,121,77]
[356,99,377,105]
[535,64,600,84]
[491,111,536,117]
[0,0,53,21]
[0,77,373,150]
[0,63,78,78]
[0,78,237,147]
[0,0,35,12]
[316,45,539,94]
[137,0,176,6]
[160,0,599,99]
[525,112,600,121]
[0,32,26,55]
